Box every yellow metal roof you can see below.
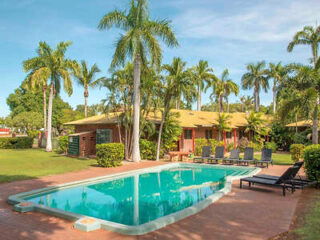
[64,109,270,129]
[286,120,313,127]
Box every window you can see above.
[184,129,193,139]
[96,129,112,144]
[205,130,213,139]
[226,132,232,139]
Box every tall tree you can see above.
[245,111,267,143]
[216,113,231,141]
[23,41,74,152]
[287,25,320,144]
[72,61,104,118]
[266,62,287,114]
[241,61,269,112]
[209,69,239,113]
[192,60,217,111]
[156,57,192,161]
[240,95,254,112]
[98,0,178,162]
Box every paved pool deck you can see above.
[0,161,302,240]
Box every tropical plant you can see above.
[240,95,254,112]
[287,25,320,144]
[191,60,217,111]
[98,0,179,162]
[245,111,267,143]
[241,61,269,112]
[23,41,74,151]
[216,113,231,141]
[72,61,105,118]
[266,62,287,114]
[209,69,239,112]
[156,57,192,161]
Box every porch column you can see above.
[179,135,182,151]
[192,128,195,153]
[267,132,269,142]
[233,129,237,149]
[223,131,227,153]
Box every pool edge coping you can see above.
[8,163,261,235]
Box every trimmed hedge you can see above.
[96,143,124,168]
[303,144,320,182]
[0,137,33,149]
[140,139,164,160]
[290,144,305,162]
[56,136,68,154]
[265,142,278,153]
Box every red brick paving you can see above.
[0,162,303,240]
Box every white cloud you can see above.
[173,0,320,42]
[72,26,99,36]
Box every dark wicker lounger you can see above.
[255,148,273,168]
[240,166,299,196]
[207,146,225,164]
[222,149,240,165]
[194,146,212,163]
[253,162,317,189]
[238,147,255,166]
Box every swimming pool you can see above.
[8,163,260,235]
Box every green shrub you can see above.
[303,144,320,181]
[195,138,208,156]
[96,143,124,168]
[0,137,33,149]
[208,139,222,154]
[248,141,263,152]
[290,144,305,162]
[227,142,234,152]
[27,130,40,139]
[238,137,249,152]
[140,139,159,160]
[265,141,278,153]
[56,136,68,154]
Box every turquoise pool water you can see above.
[24,165,254,226]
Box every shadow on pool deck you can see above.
[0,163,302,240]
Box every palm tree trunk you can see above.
[46,82,54,152]
[219,95,224,113]
[43,86,47,133]
[255,90,259,112]
[156,102,169,161]
[312,105,319,144]
[176,99,180,110]
[124,127,128,160]
[197,85,201,111]
[132,55,141,162]
[273,81,277,114]
[226,97,229,113]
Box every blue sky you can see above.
[1,0,320,117]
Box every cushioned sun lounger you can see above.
[207,146,225,164]
[238,147,255,166]
[222,149,240,165]
[255,148,273,168]
[193,146,212,163]
[240,166,299,196]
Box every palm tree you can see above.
[156,57,192,161]
[23,41,74,152]
[240,95,253,112]
[245,111,267,142]
[241,61,269,112]
[266,62,287,114]
[73,61,105,118]
[98,0,179,162]
[210,69,239,113]
[288,25,320,144]
[216,113,231,142]
[22,64,48,133]
[192,60,217,111]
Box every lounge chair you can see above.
[207,146,225,164]
[252,162,317,189]
[237,147,255,166]
[255,148,273,168]
[240,166,299,196]
[193,146,212,163]
[222,149,240,165]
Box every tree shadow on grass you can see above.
[0,176,69,240]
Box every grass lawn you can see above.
[0,149,96,183]
[255,152,294,165]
